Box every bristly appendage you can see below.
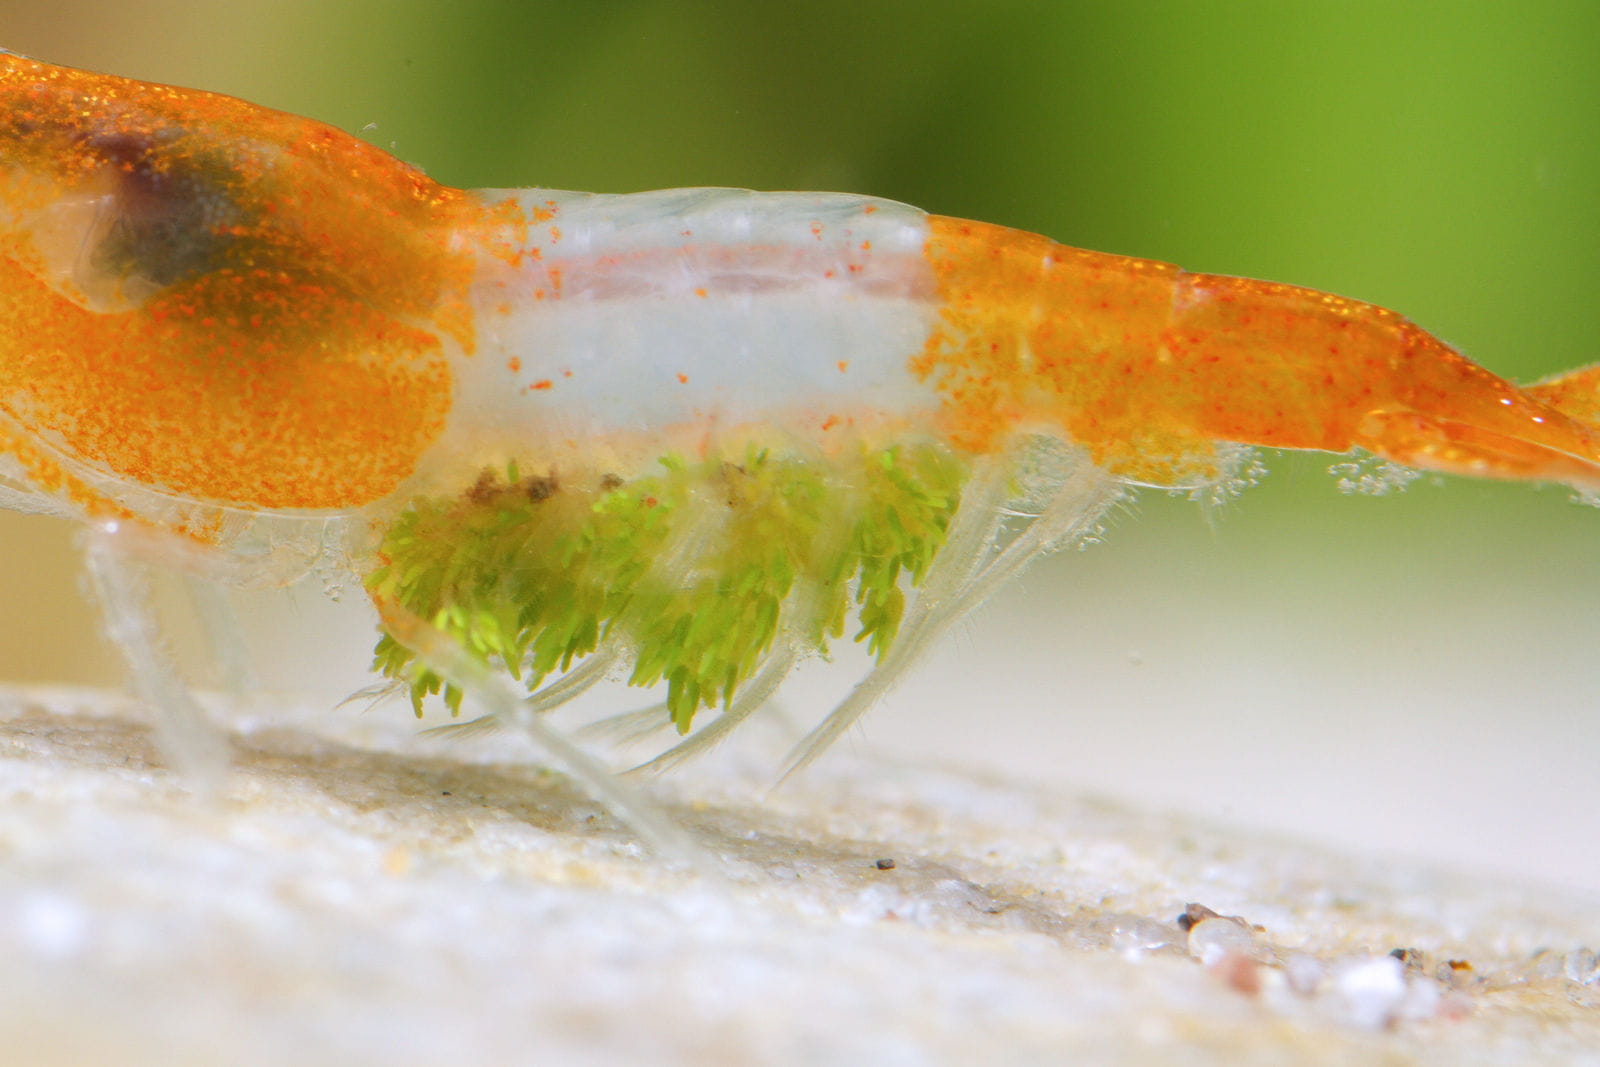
[366,441,968,732]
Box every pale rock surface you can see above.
[0,686,1597,1065]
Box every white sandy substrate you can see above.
[0,686,1596,1066]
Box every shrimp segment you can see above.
[1,53,1597,843]
[917,218,1600,489]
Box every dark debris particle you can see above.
[1390,947,1425,971]
[466,469,499,504]
[874,858,897,871]
[523,474,558,502]
[466,467,560,505]
[1177,901,1265,935]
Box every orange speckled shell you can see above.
[919,216,1600,486]
[0,55,484,511]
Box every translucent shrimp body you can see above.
[3,53,1598,811]
[453,188,940,443]
[442,187,1600,492]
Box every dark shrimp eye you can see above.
[82,130,242,289]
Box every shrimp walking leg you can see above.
[181,577,260,698]
[77,517,339,791]
[423,645,624,741]
[576,702,679,748]
[687,445,1121,782]
[775,458,1013,780]
[375,600,715,870]
[627,563,844,772]
[941,446,1127,624]
[81,524,230,793]
[779,447,1123,781]
[629,646,802,775]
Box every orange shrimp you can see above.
[1,52,1595,850]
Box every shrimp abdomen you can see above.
[921,217,1600,489]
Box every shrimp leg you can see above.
[628,645,801,774]
[422,645,624,741]
[81,523,230,793]
[374,600,715,869]
[77,515,344,790]
[778,448,1121,780]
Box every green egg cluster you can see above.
[366,441,967,731]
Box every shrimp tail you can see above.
[1522,362,1600,423]
[918,217,1600,494]
[1355,407,1600,490]
[1350,335,1600,490]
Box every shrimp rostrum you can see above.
[2,53,1598,832]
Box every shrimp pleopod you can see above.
[2,53,1598,842]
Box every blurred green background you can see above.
[2,1,1598,889]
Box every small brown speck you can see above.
[599,473,623,491]
[523,473,557,502]
[1439,958,1477,989]
[1389,947,1425,972]
[466,468,499,504]
[874,857,896,871]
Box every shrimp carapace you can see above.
[0,51,486,512]
[0,53,1594,794]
